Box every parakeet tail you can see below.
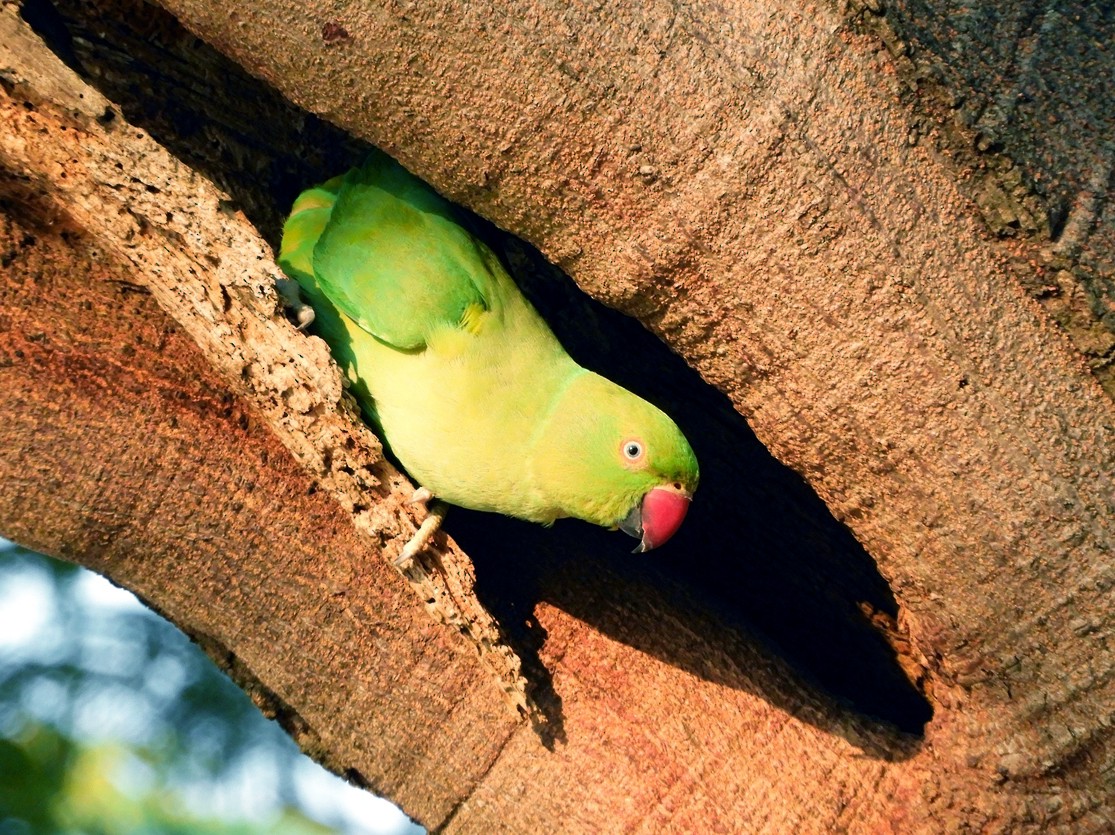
[278,175,346,292]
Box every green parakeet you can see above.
[278,152,698,552]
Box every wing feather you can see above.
[310,154,494,351]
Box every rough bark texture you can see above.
[858,0,1115,388]
[2,0,1113,831]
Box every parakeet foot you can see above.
[275,277,315,330]
[395,500,448,570]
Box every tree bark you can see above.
[1,0,1112,831]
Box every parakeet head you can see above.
[535,371,699,551]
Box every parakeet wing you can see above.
[310,155,495,350]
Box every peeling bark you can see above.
[0,0,534,739]
[2,0,1113,831]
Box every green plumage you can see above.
[279,152,698,538]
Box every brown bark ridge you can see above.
[0,0,535,779]
[2,0,1114,831]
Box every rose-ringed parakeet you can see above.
[278,152,698,558]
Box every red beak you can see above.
[618,487,691,553]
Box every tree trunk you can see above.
[1,0,1111,831]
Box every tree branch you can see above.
[3,0,1113,829]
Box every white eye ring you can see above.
[622,440,644,461]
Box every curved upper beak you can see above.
[618,486,692,553]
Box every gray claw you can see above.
[275,277,315,330]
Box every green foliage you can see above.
[1,724,330,834]
[0,542,420,835]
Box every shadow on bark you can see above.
[28,0,931,761]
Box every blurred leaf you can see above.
[0,542,422,835]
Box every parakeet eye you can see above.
[622,440,645,461]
